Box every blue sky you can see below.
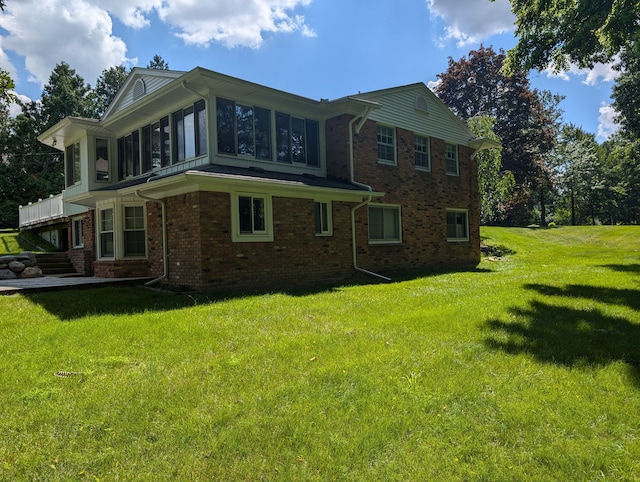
[0,0,619,141]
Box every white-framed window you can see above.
[314,201,332,236]
[414,134,430,171]
[446,209,469,241]
[72,217,84,248]
[65,142,81,187]
[95,138,110,181]
[99,208,114,258]
[368,204,402,244]
[445,143,459,176]
[123,205,146,257]
[377,125,396,165]
[231,193,274,242]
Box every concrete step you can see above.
[35,253,77,275]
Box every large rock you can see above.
[0,255,17,263]
[17,252,37,267]
[0,269,17,280]
[19,266,42,279]
[8,261,26,273]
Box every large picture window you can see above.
[173,100,207,164]
[217,97,272,161]
[368,205,401,243]
[446,209,469,241]
[275,113,320,166]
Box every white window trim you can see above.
[314,200,333,236]
[446,208,469,242]
[445,142,459,176]
[414,134,431,172]
[231,192,274,242]
[97,206,115,260]
[96,200,148,260]
[377,125,397,166]
[368,203,402,245]
[71,217,84,248]
[122,203,147,259]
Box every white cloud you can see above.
[156,0,314,48]
[0,0,130,88]
[427,79,441,92]
[427,0,515,47]
[0,0,315,96]
[597,103,620,142]
[544,59,620,86]
[8,92,32,117]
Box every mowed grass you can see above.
[1,226,639,481]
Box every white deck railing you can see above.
[18,193,87,228]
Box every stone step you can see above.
[35,253,77,275]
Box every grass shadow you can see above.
[524,283,640,311]
[601,263,640,275]
[485,297,640,388]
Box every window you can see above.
[377,126,396,165]
[72,218,83,248]
[414,135,430,170]
[99,208,114,258]
[368,205,401,243]
[65,142,81,187]
[445,143,459,176]
[231,193,273,242]
[217,98,273,161]
[173,100,207,164]
[446,209,469,241]
[117,132,139,179]
[314,201,332,235]
[123,206,146,257]
[275,112,320,167]
[116,100,205,180]
[95,138,109,181]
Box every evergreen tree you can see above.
[147,55,170,70]
[93,65,129,117]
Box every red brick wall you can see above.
[145,191,355,292]
[67,210,96,276]
[94,259,150,278]
[327,115,480,274]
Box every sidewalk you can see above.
[0,275,152,295]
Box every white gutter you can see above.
[135,189,168,286]
[348,109,391,282]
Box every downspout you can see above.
[348,108,391,281]
[135,189,168,286]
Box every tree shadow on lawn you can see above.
[21,266,493,321]
[484,286,640,388]
[601,263,640,276]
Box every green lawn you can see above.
[0,229,56,255]
[1,226,639,481]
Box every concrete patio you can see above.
[0,275,152,295]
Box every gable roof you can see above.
[352,83,480,147]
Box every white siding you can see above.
[115,74,181,113]
[356,87,472,145]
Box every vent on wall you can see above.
[133,79,146,100]
[415,96,429,114]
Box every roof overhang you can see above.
[65,169,384,207]
[37,117,110,151]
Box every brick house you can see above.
[33,67,498,292]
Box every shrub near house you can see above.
[31,68,498,292]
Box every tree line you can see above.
[0,56,168,226]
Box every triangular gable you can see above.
[102,67,186,120]
[352,83,476,147]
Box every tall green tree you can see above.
[92,65,128,117]
[497,0,640,73]
[147,54,170,70]
[41,62,94,128]
[435,46,557,225]
[467,115,513,224]
[600,134,640,224]
[0,68,14,104]
[612,42,640,138]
